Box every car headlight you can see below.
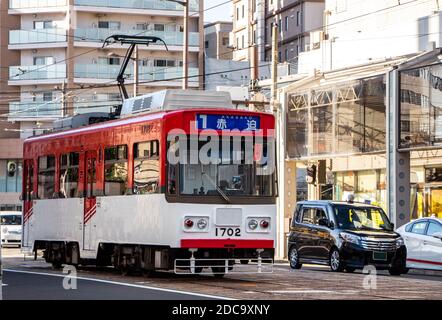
[396,237,405,248]
[248,219,258,230]
[197,218,208,230]
[340,232,361,245]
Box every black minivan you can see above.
[288,201,408,275]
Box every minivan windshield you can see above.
[332,205,393,231]
[1,215,22,225]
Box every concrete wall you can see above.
[299,0,442,72]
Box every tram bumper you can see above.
[174,239,274,274]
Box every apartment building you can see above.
[231,0,324,67]
[0,1,22,211]
[0,0,204,211]
[298,0,442,72]
[6,0,204,139]
[204,21,233,60]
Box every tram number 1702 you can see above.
[215,227,241,237]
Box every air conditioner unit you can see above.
[7,161,17,177]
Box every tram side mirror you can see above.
[432,232,442,240]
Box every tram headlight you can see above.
[248,219,258,230]
[197,218,208,230]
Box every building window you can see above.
[285,16,289,31]
[98,21,121,30]
[236,6,239,20]
[133,141,160,194]
[154,59,176,67]
[33,21,54,29]
[222,37,229,46]
[205,40,209,49]
[104,145,128,196]
[278,19,282,32]
[278,51,282,62]
[285,49,289,61]
[33,56,54,65]
[38,156,55,199]
[59,152,79,198]
[136,23,147,30]
[296,11,300,26]
[98,57,120,65]
[242,5,245,18]
[154,24,165,31]
[242,35,245,49]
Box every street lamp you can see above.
[164,0,189,90]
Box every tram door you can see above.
[83,150,97,250]
[23,160,34,247]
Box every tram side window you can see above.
[38,155,55,199]
[59,152,79,198]
[133,140,159,194]
[104,145,128,196]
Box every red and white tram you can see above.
[21,90,276,276]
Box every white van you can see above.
[1,211,22,247]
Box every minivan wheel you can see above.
[345,267,356,273]
[388,267,404,276]
[289,247,302,269]
[330,249,344,272]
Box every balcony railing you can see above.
[73,0,199,12]
[9,101,63,118]
[74,28,199,46]
[9,0,67,9]
[9,29,67,45]
[9,64,67,81]
[74,64,199,82]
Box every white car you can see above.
[1,211,22,247]
[396,217,442,270]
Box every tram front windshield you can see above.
[168,137,276,198]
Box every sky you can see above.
[204,0,232,23]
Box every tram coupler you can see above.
[189,248,198,274]
[256,249,264,273]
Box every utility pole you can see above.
[271,22,285,260]
[271,23,278,111]
[134,44,139,97]
[182,1,189,90]
[61,81,66,117]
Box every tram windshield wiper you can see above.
[201,169,231,204]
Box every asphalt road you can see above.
[2,248,442,300]
[1,270,224,300]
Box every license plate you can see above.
[373,251,387,261]
[215,227,241,237]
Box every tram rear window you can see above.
[38,155,55,199]
[104,145,128,196]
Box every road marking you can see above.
[268,289,358,295]
[4,269,234,300]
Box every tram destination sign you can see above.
[196,114,260,131]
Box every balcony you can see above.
[9,64,66,82]
[74,29,199,47]
[74,64,199,84]
[9,0,67,12]
[73,0,199,12]
[9,101,63,119]
[9,29,67,46]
